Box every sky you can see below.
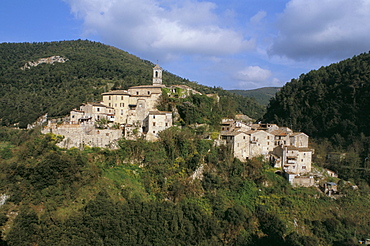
[1,0,370,90]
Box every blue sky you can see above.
[2,0,370,90]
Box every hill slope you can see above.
[229,87,280,106]
[0,40,265,127]
[0,127,369,245]
[263,51,370,146]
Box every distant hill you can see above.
[0,40,265,127]
[263,51,370,147]
[229,87,280,106]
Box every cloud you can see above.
[269,0,370,61]
[250,10,266,24]
[234,66,273,89]
[64,0,255,62]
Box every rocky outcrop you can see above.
[21,56,68,70]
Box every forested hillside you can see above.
[263,52,370,147]
[229,87,280,106]
[0,127,369,245]
[0,40,264,127]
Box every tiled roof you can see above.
[102,90,129,95]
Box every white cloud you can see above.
[250,10,266,24]
[269,0,370,61]
[64,0,255,62]
[234,65,273,89]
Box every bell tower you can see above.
[152,64,163,85]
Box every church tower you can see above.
[152,64,163,86]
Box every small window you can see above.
[121,96,124,100]
[109,96,111,100]
[302,166,306,169]
[153,131,156,133]
[72,115,75,118]
[97,108,100,112]
[243,136,246,139]
[165,123,168,127]
[153,115,155,119]
[136,91,139,95]
[153,122,156,126]
[148,91,150,95]
[115,104,117,107]
[301,159,304,162]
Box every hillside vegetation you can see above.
[0,40,264,127]
[0,127,369,245]
[229,87,280,106]
[263,52,370,146]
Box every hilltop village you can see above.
[42,65,316,186]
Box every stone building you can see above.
[43,64,173,147]
[220,121,314,185]
[143,111,173,141]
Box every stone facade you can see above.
[42,65,173,147]
[220,121,314,185]
[42,122,122,149]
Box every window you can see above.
[121,96,124,100]
[302,166,306,169]
[267,136,270,140]
[115,104,117,107]
[243,136,246,139]
[153,122,156,126]
[301,159,304,162]
[136,91,139,95]
[153,115,155,119]
[109,103,111,107]
[165,123,168,127]
[121,110,123,115]
[97,108,100,112]
[109,96,111,100]
[153,131,156,133]
[72,115,75,118]
[148,91,150,95]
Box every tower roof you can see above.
[153,64,162,70]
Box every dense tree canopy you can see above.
[263,51,370,147]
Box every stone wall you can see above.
[42,123,122,149]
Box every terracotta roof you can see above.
[286,146,312,152]
[221,131,247,136]
[149,111,172,115]
[102,90,129,95]
[84,102,107,107]
[270,129,288,136]
[129,85,164,89]
[290,132,307,136]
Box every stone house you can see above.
[101,65,165,126]
[290,132,309,148]
[143,111,173,141]
[70,102,115,124]
[220,131,250,160]
[270,128,291,146]
[220,121,314,186]
[272,145,312,174]
[247,130,274,158]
